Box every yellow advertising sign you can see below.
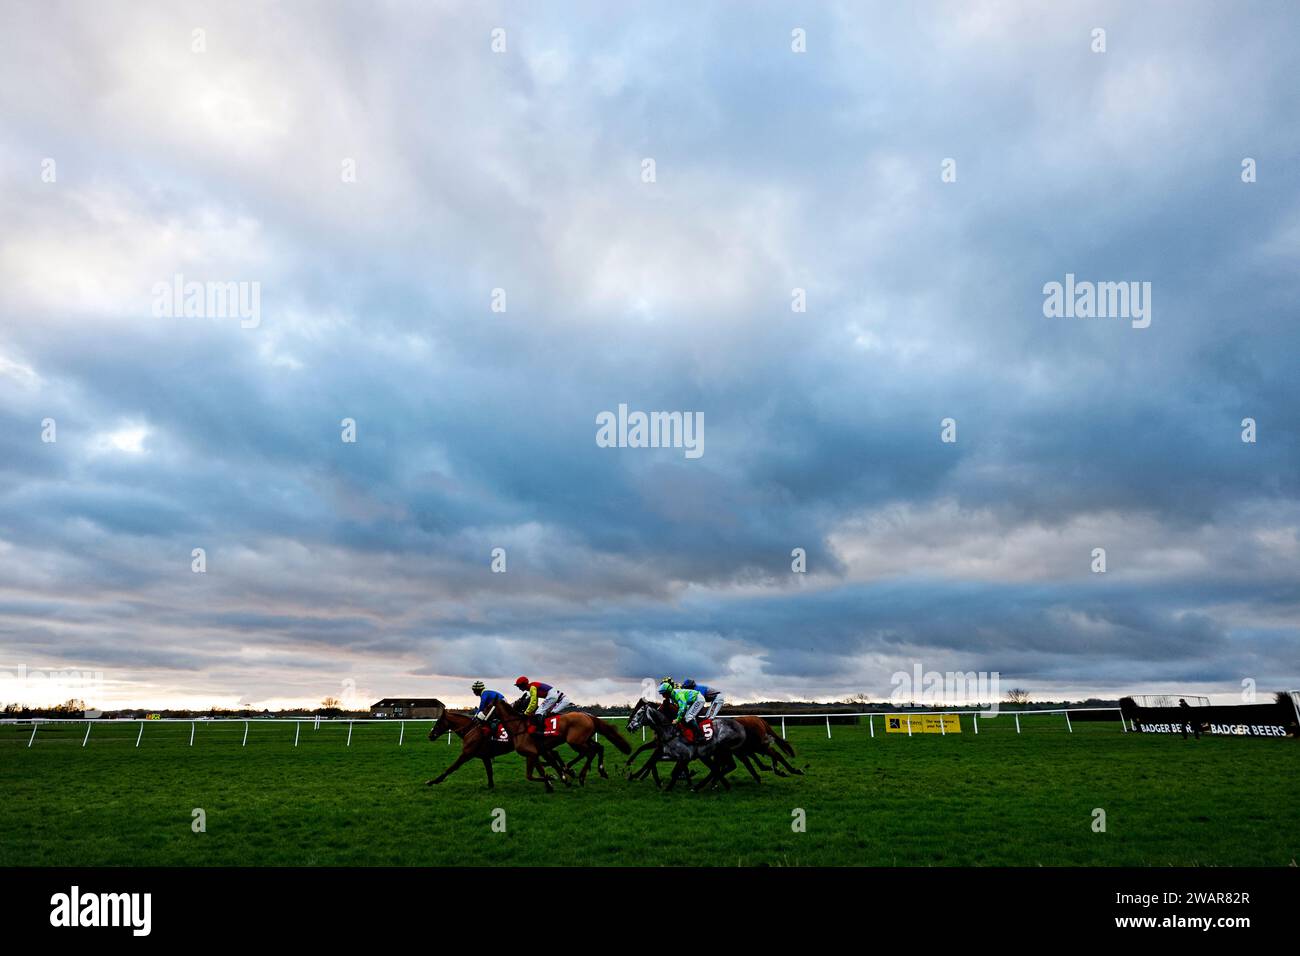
[883,714,961,734]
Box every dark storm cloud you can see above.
[1,1,1298,706]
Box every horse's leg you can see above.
[562,734,588,774]
[766,742,801,776]
[541,745,571,785]
[579,738,603,782]
[712,754,734,790]
[515,738,555,792]
[717,752,737,790]
[427,747,476,785]
[642,745,666,787]
[663,759,689,791]
[744,741,777,775]
[569,738,598,785]
[482,755,496,789]
[737,753,762,783]
[633,746,661,781]
[524,752,555,793]
[625,739,659,779]
[696,753,733,792]
[691,756,721,792]
[565,743,589,786]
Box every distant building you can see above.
[370,698,443,719]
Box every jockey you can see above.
[470,680,506,723]
[682,678,723,719]
[514,676,573,728]
[655,676,677,707]
[659,680,706,734]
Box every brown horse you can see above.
[733,715,801,778]
[424,705,569,789]
[493,697,632,785]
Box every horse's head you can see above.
[426,703,447,741]
[626,698,648,731]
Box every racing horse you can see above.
[625,697,747,791]
[491,697,632,787]
[424,703,571,789]
[626,701,801,784]
[510,694,629,783]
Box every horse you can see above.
[626,701,800,783]
[492,697,631,787]
[625,698,746,791]
[424,703,570,789]
[510,694,629,783]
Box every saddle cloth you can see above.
[532,715,563,737]
[680,719,714,744]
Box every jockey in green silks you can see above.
[659,681,706,730]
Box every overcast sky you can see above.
[2,1,1298,710]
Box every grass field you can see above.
[2,715,1297,866]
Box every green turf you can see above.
[1,716,1296,866]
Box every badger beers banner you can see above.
[884,714,961,734]
[1119,697,1299,739]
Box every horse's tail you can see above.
[763,718,795,756]
[590,716,632,754]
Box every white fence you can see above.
[2,706,1126,749]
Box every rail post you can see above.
[347,720,353,747]
[973,712,979,735]
[1118,709,1127,732]
[1065,711,1073,733]
[906,714,912,737]
[869,714,874,738]
[136,720,144,748]
[399,720,405,746]
[826,715,832,739]
[1015,712,1021,734]
[28,723,38,748]
[242,720,249,747]
[83,722,92,747]
[940,714,947,736]
[190,721,195,746]
[294,721,300,747]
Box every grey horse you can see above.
[626,697,746,791]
